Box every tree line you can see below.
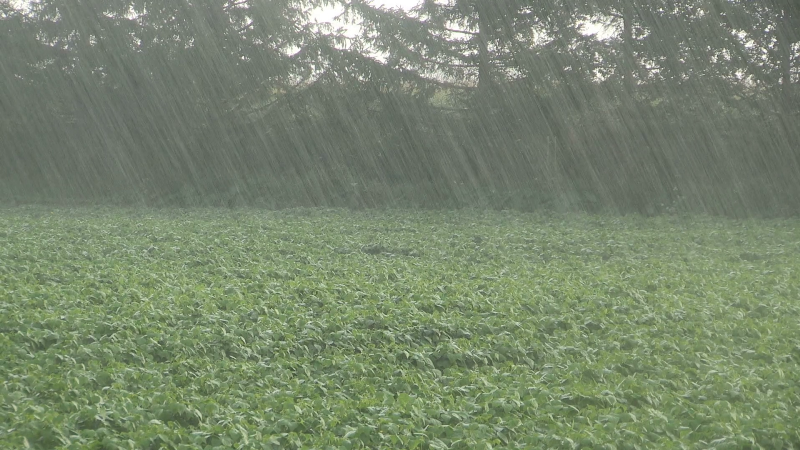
[1,0,798,216]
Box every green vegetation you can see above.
[2,1,798,216]
[1,207,799,449]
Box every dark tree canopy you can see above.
[1,0,798,216]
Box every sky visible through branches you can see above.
[316,0,609,39]
[315,0,417,25]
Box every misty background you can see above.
[1,0,798,217]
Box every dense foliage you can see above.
[1,207,799,448]
[0,0,798,215]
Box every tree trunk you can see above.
[476,1,493,91]
[620,0,637,95]
[775,8,793,97]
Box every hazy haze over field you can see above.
[1,0,798,215]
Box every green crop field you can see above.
[1,207,799,449]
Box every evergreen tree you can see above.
[735,0,799,99]
[9,0,351,202]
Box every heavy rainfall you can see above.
[1,0,799,448]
